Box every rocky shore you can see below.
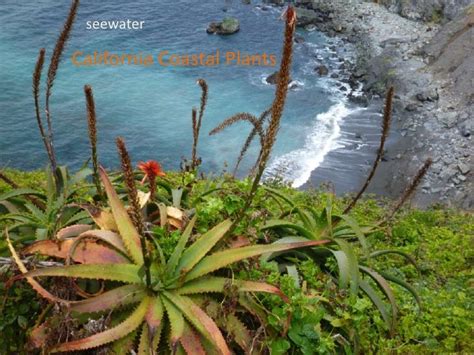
[265,0,473,208]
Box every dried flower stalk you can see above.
[84,85,103,199]
[344,87,394,214]
[386,158,433,220]
[44,0,80,171]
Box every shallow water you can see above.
[0,0,372,188]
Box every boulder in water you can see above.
[266,71,292,85]
[207,17,240,35]
[316,65,329,76]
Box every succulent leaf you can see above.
[184,240,331,282]
[360,266,398,328]
[166,215,196,275]
[23,238,129,264]
[56,224,92,239]
[261,220,315,240]
[99,167,144,265]
[76,229,128,255]
[176,219,232,276]
[50,296,150,352]
[70,284,146,314]
[162,296,185,347]
[163,292,230,355]
[180,323,206,355]
[22,263,143,284]
[177,276,288,301]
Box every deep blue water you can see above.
[0,0,367,187]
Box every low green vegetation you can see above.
[0,170,472,353]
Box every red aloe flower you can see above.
[137,160,165,184]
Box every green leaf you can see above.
[270,339,291,355]
[378,271,422,311]
[99,167,144,265]
[162,296,185,346]
[263,186,296,207]
[175,219,232,276]
[359,280,393,333]
[360,266,398,329]
[261,220,315,240]
[23,264,143,284]
[163,292,231,355]
[51,296,150,352]
[70,284,146,314]
[167,216,197,275]
[338,214,369,255]
[184,240,331,282]
[177,277,288,301]
[0,188,45,201]
[332,239,359,295]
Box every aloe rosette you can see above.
[7,168,330,353]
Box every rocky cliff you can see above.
[378,0,472,22]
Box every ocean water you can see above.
[0,0,370,188]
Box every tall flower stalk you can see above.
[190,79,208,170]
[344,87,394,214]
[229,6,296,231]
[32,0,79,190]
[116,137,151,286]
[84,85,103,200]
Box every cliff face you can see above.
[423,5,474,105]
[378,0,472,22]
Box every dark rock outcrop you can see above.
[266,71,292,85]
[207,17,240,35]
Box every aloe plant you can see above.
[7,167,330,353]
[260,187,421,334]
[0,166,92,248]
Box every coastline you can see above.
[266,0,472,208]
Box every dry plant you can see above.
[210,6,297,230]
[190,79,208,170]
[385,158,433,220]
[84,85,103,200]
[344,87,394,214]
[115,137,151,286]
[32,0,79,186]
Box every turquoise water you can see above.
[0,1,361,186]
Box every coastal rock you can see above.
[423,7,474,106]
[377,0,472,22]
[437,111,458,128]
[316,65,329,76]
[405,103,419,111]
[207,17,240,35]
[416,88,439,102]
[294,35,305,44]
[457,163,470,175]
[263,0,285,6]
[296,7,321,27]
[266,71,292,85]
[349,93,369,107]
[459,120,472,137]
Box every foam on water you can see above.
[266,101,359,188]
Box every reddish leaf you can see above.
[23,239,129,264]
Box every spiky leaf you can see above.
[22,264,143,284]
[99,167,144,265]
[50,296,150,352]
[184,240,331,282]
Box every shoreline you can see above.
[269,0,473,208]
